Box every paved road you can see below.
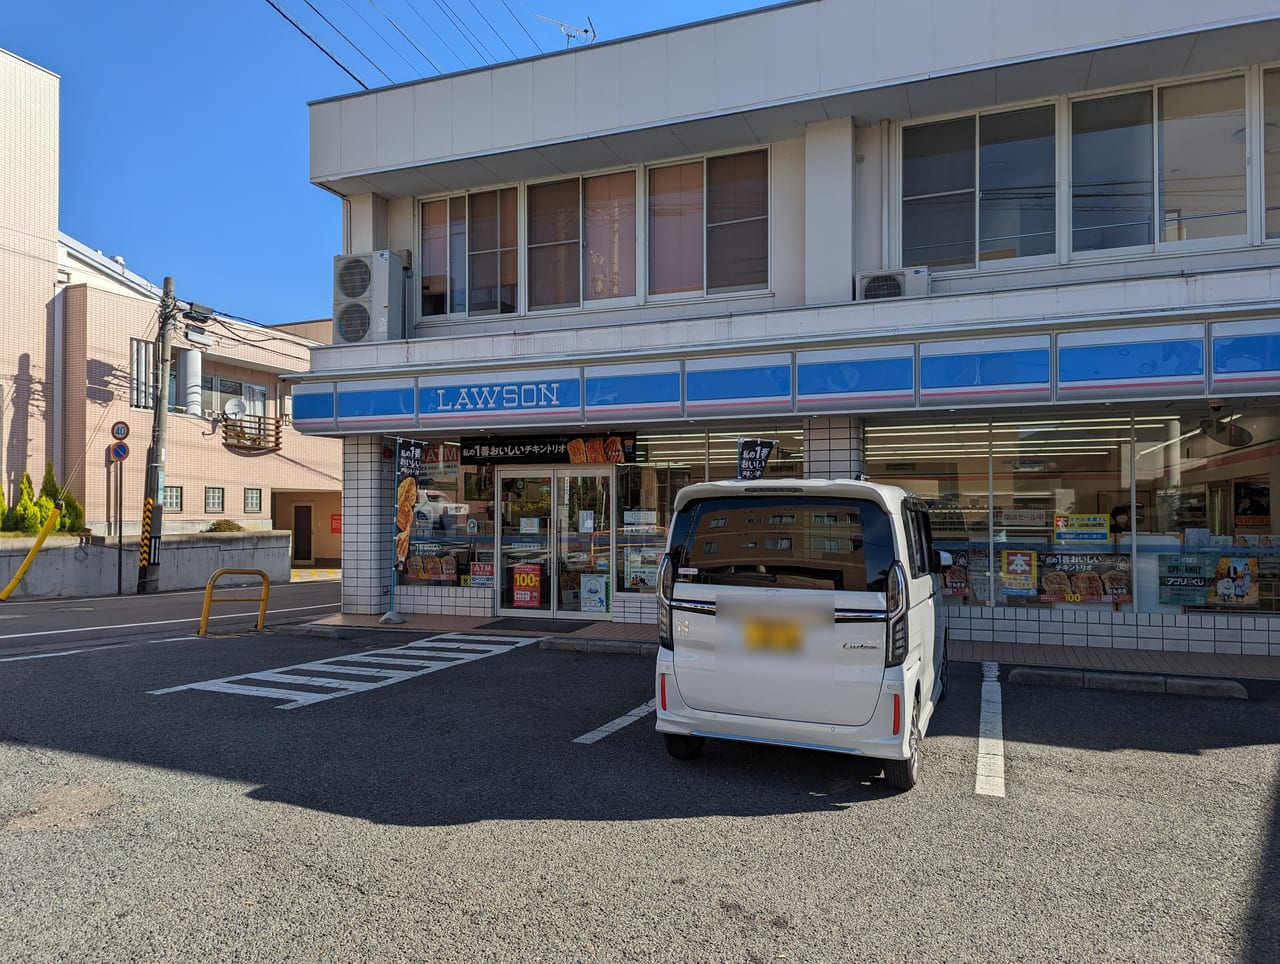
[0,580,339,654]
[0,630,1275,961]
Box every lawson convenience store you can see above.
[291,315,1280,653]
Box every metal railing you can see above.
[199,568,270,636]
[221,414,283,451]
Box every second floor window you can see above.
[418,149,768,319]
[528,171,638,310]
[649,150,769,296]
[903,106,1055,270]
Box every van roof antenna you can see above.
[534,13,596,48]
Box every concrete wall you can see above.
[0,530,292,599]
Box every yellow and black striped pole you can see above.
[138,496,153,568]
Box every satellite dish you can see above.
[1199,417,1252,448]
[223,397,248,419]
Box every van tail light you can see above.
[885,561,909,667]
[892,693,901,735]
[657,553,674,651]
[660,673,668,711]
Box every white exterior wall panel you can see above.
[309,0,1280,182]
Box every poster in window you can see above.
[1206,556,1259,606]
[512,562,541,608]
[1038,554,1131,602]
[1234,480,1271,531]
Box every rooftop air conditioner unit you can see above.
[855,266,930,301]
[333,250,405,344]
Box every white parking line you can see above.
[149,632,540,709]
[975,661,1006,798]
[0,649,85,662]
[0,603,339,641]
[573,699,657,745]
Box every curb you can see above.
[539,637,659,657]
[1007,666,1248,700]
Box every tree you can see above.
[39,461,58,502]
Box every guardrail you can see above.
[199,568,270,636]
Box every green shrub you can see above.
[207,519,246,533]
[39,461,58,502]
[34,494,55,530]
[11,493,39,535]
[59,492,85,532]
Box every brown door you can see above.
[292,504,313,564]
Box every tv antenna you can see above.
[535,13,596,48]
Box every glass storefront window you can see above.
[1136,407,1278,614]
[612,424,804,594]
[867,408,1279,619]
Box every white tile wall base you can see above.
[394,585,493,617]
[951,606,1280,658]
[614,593,659,624]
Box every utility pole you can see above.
[138,277,177,594]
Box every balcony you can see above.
[221,414,282,452]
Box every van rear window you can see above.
[671,496,896,592]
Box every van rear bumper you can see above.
[655,651,919,762]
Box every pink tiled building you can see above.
[2,48,342,566]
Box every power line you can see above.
[366,0,444,75]
[300,0,395,85]
[495,0,541,53]
[402,0,478,70]
[262,0,370,89]
[435,0,499,63]
[338,0,422,78]
[462,0,518,59]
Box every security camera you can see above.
[1208,399,1224,413]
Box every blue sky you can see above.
[5,0,777,326]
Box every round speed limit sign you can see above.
[110,421,130,441]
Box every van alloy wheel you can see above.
[883,701,921,791]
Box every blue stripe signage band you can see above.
[294,323,1269,435]
[584,371,681,411]
[686,364,791,406]
[1212,333,1280,387]
[292,393,335,421]
[336,387,415,421]
[797,357,914,399]
[920,349,1050,394]
[1058,339,1204,385]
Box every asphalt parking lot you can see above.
[0,628,1276,961]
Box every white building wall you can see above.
[341,434,391,614]
[310,0,1280,183]
[803,119,854,306]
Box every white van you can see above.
[654,478,949,790]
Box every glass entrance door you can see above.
[497,467,612,619]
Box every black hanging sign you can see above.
[737,438,777,480]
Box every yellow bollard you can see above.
[199,568,271,636]
[0,504,62,601]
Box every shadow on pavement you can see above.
[0,634,905,828]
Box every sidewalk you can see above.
[303,612,1280,686]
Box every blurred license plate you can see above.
[743,619,801,651]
